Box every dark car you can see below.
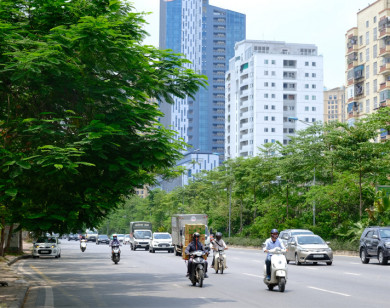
[67,234,78,241]
[359,226,390,264]
[96,234,110,245]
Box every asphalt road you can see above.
[13,240,390,308]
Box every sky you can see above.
[128,0,377,89]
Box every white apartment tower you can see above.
[225,40,324,159]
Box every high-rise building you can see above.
[225,40,324,159]
[324,87,346,123]
[159,0,246,159]
[345,0,390,126]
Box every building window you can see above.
[264,116,268,121]
[271,105,275,110]
[366,65,370,79]
[264,139,268,143]
[312,118,316,122]
[264,93,268,98]
[289,128,294,133]
[312,84,316,89]
[271,116,275,121]
[272,60,276,64]
[374,96,378,108]
[366,48,369,61]
[264,70,269,75]
[305,73,309,77]
[312,107,316,111]
[366,31,369,45]
[271,128,275,132]
[305,117,309,122]
[374,16,377,23]
[305,61,309,66]
[366,82,370,95]
[283,140,288,145]
[264,82,268,87]
[305,84,309,88]
[271,71,276,76]
[272,82,275,87]
[374,79,377,93]
[305,106,309,111]
[264,60,268,64]
[366,20,369,28]
[359,35,363,45]
[312,73,316,77]
[264,128,268,132]
[312,62,316,66]
[305,95,309,100]
[373,44,377,58]
[271,94,275,98]
[271,139,275,143]
[366,99,370,113]
[374,27,377,40]
[312,95,316,100]
[373,62,377,75]
[264,105,269,109]
[359,52,363,62]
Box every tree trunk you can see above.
[0,217,5,257]
[4,223,14,253]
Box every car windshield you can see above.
[379,229,390,238]
[125,235,130,238]
[291,231,313,236]
[154,234,171,240]
[36,237,56,243]
[117,234,124,238]
[99,235,108,239]
[297,235,325,245]
[134,230,152,239]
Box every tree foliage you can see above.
[0,0,207,240]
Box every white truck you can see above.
[171,214,210,256]
[129,221,152,251]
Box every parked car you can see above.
[285,234,333,265]
[359,226,390,264]
[124,234,130,245]
[67,233,78,241]
[149,232,174,253]
[33,236,61,258]
[279,229,314,246]
[96,234,110,245]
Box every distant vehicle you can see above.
[67,234,78,241]
[285,234,333,265]
[360,226,390,264]
[130,221,152,251]
[279,229,314,246]
[33,236,61,259]
[96,234,110,245]
[86,229,98,242]
[124,234,130,245]
[149,232,174,253]
[117,234,125,242]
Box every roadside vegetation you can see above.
[101,110,390,251]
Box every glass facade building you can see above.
[159,0,246,159]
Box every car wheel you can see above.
[378,249,388,265]
[295,254,301,265]
[360,248,370,264]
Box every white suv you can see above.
[149,232,174,253]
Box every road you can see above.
[13,240,390,308]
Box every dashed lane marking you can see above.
[308,286,351,297]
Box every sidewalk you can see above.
[0,242,32,308]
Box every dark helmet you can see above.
[193,232,200,241]
[271,229,279,234]
[215,232,222,240]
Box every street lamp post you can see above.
[288,117,316,226]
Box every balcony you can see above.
[240,89,249,97]
[380,63,390,74]
[380,81,390,90]
[240,122,251,131]
[240,100,250,109]
[380,45,390,57]
[380,99,390,107]
[379,27,390,39]
[239,144,252,153]
[347,61,358,70]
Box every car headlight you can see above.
[35,245,40,248]
[385,242,390,248]
[300,249,310,253]
[324,248,332,252]
[51,245,56,248]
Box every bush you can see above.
[225,236,266,247]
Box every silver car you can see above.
[285,234,333,266]
[279,229,314,247]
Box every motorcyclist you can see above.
[110,234,121,247]
[211,232,228,268]
[263,229,285,280]
[185,232,208,278]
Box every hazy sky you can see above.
[129,0,377,89]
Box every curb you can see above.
[6,254,32,267]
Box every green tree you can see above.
[0,0,207,248]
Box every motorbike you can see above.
[263,247,287,292]
[80,239,87,252]
[212,247,226,274]
[187,250,207,287]
[111,245,121,264]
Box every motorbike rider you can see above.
[185,232,208,278]
[211,232,228,267]
[110,234,121,247]
[263,229,285,280]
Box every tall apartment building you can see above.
[159,0,245,159]
[345,0,390,126]
[324,87,346,123]
[225,40,324,159]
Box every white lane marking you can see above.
[172,284,182,288]
[304,267,318,270]
[308,286,351,297]
[43,285,54,307]
[344,272,360,276]
[242,273,262,278]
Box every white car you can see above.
[124,234,130,245]
[33,236,61,258]
[149,232,174,253]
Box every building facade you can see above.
[323,87,346,123]
[345,0,390,126]
[225,40,324,159]
[159,0,246,159]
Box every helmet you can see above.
[113,234,117,239]
[193,232,200,241]
[215,232,222,240]
[270,229,279,234]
